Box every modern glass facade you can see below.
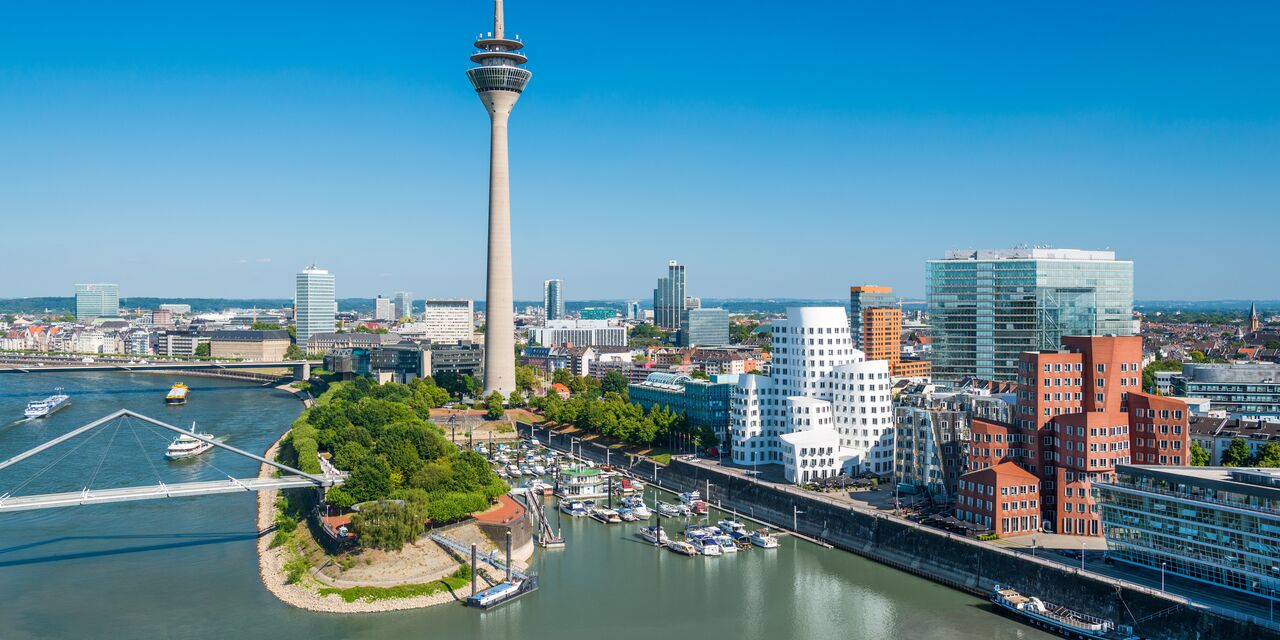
[653,260,686,330]
[1097,465,1280,605]
[75,283,120,321]
[629,372,737,445]
[543,279,565,320]
[926,249,1133,382]
[393,292,413,320]
[295,266,336,349]
[679,308,730,347]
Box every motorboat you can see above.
[714,535,739,553]
[621,496,652,519]
[590,508,622,524]
[533,464,547,475]
[729,530,753,549]
[990,585,1135,640]
[165,423,215,460]
[656,501,686,518]
[24,390,70,418]
[690,500,709,515]
[688,535,722,557]
[617,508,640,522]
[559,500,589,517]
[677,491,701,505]
[667,540,697,556]
[749,528,780,549]
[718,518,747,534]
[637,525,669,546]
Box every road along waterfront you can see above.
[0,373,1053,639]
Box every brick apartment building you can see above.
[956,461,1041,537]
[959,335,1189,537]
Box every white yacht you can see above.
[637,525,669,546]
[165,423,215,460]
[749,528,780,549]
[24,390,70,419]
[559,500,588,517]
[717,518,747,534]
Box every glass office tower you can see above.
[926,249,1133,382]
[543,279,565,320]
[75,284,120,321]
[653,260,687,330]
[679,308,730,347]
[295,265,337,349]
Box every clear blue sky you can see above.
[1,1,1276,301]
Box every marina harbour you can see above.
[0,373,1054,639]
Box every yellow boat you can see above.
[165,382,189,405]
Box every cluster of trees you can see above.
[283,378,506,550]
[1219,439,1280,468]
[628,323,670,346]
[1142,359,1183,392]
[532,373,718,451]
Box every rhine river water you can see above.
[0,373,1052,640]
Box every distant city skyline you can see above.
[2,3,1277,300]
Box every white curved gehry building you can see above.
[731,307,893,483]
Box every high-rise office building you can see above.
[543,279,565,320]
[467,0,530,396]
[679,308,730,347]
[75,284,120,322]
[625,300,641,321]
[926,248,1133,383]
[653,260,687,330]
[849,285,895,350]
[861,306,902,372]
[393,292,413,320]
[374,296,394,322]
[294,265,336,349]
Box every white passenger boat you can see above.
[688,535,722,556]
[991,585,1137,639]
[749,528,780,549]
[621,495,652,519]
[714,535,739,553]
[590,508,622,524]
[165,423,215,460]
[23,390,70,418]
[677,491,701,504]
[656,501,686,518]
[617,508,640,522]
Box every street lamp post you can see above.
[1161,561,1167,592]
[1081,540,1086,572]
[793,504,804,533]
[1031,536,1037,558]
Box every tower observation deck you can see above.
[466,0,531,95]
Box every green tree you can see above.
[602,370,629,398]
[508,389,525,407]
[1190,441,1211,466]
[351,499,422,551]
[689,369,710,380]
[485,392,505,420]
[515,365,538,392]
[1253,442,1280,468]
[194,342,211,357]
[251,321,282,330]
[324,486,357,509]
[1222,438,1252,467]
[285,344,305,360]
[345,457,393,503]
[1142,359,1183,393]
[1265,340,1280,350]
[552,368,574,387]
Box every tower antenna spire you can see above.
[494,0,504,39]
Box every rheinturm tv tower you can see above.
[467,0,530,396]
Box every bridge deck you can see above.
[0,476,331,513]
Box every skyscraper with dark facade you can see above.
[652,260,686,330]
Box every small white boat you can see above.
[559,500,588,517]
[667,540,697,556]
[656,501,686,518]
[165,423,215,460]
[617,508,640,522]
[621,496,652,519]
[533,464,547,475]
[590,508,622,524]
[718,518,747,534]
[24,390,70,418]
[677,491,701,504]
[689,535,722,556]
[714,535,739,553]
[749,528,780,549]
[638,525,669,546]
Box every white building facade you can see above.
[526,319,627,348]
[421,299,474,344]
[731,307,893,483]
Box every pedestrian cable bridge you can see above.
[0,409,340,514]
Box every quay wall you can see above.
[520,423,1276,640]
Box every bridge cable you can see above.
[84,418,125,492]
[124,415,168,490]
[3,422,112,498]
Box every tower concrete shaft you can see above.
[467,0,530,397]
